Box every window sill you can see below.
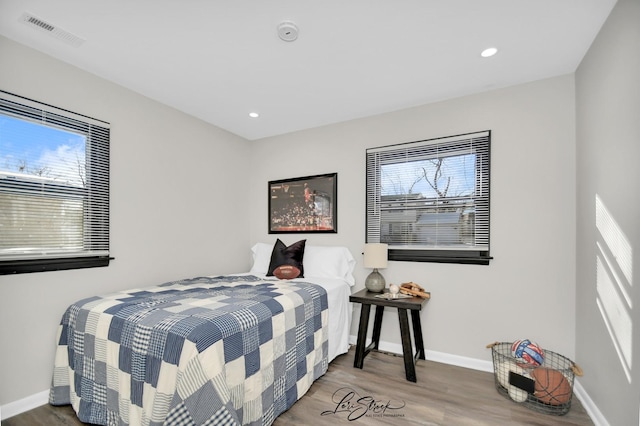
[389,249,492,265]
[0,256,112,275]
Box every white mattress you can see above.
[232,273,352,362]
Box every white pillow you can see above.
[304,245,356,286]
[250,242,356,286]
[250,242,274,275]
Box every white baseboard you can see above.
[1,389,49,421]
[1,339,609,426]
[347,335,494,373]
[348,335,609,426]
[573,379,610,426]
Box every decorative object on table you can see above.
[373,283,406,299]
[399,282,430,298]
[511,339,545,366]
[363,243,388,293]
[487,341,583,415]
[268,173,337,234]
[389,283,400,297]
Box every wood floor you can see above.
[4,347,594,426]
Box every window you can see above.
[366,131,491,265]
[0,91,110,274]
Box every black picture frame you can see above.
[268,173,337,234]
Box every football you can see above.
[273,264,301,280]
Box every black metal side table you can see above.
[349,288,429,382]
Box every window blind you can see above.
[366,130,491,264]
[0,91,110,273]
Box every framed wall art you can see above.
[268,173,337,233]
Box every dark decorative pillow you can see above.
[267,238,306,278]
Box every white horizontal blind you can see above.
[0,92,110,262]
[366,131,490,256]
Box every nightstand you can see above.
[349,288,429,382]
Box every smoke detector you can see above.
[277,21,298,42]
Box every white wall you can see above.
[249,74,577,362]
[0,36,252,407]
[576,0,640,424]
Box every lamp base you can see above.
[365,269,386,293]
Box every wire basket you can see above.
[488,342,583,416]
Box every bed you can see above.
[49,242,355,426]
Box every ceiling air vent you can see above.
[19,12,85,47]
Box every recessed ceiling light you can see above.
[481,47,498,58]
[249,112,260,118]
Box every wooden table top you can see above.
[349,288,429,310]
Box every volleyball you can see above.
[511,339,545,366]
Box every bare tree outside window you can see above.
[366,131,490,264]
[378,153,477,246]
[1,115,88,252]
[0,92,110,274]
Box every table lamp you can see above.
[364,243,388,293]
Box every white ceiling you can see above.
[0,0,617,140]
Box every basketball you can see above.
[531,367,572,405]
[273,264,301,280]
[511,339,545,366]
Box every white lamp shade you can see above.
[364,243,388,269]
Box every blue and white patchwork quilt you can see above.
[49,275,328,426]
